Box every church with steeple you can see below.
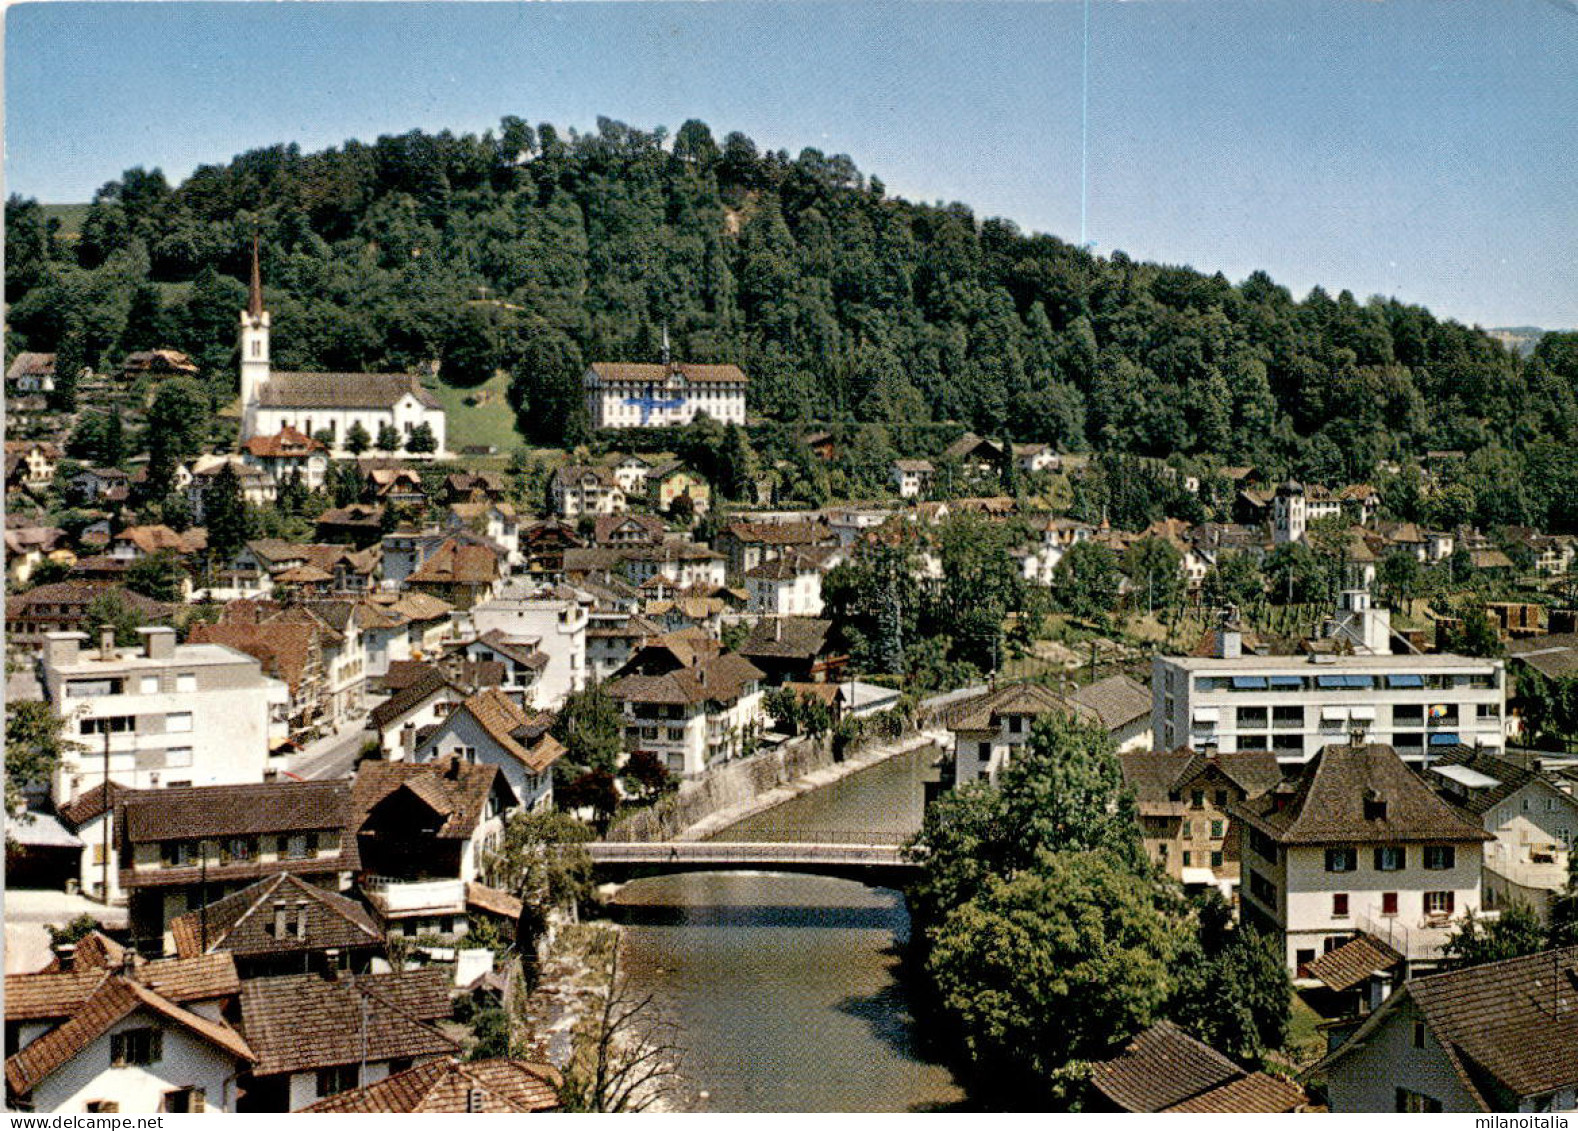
[239,238,448,458]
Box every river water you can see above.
[607,745,966,1112]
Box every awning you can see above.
[1387,674,1425,689]
[1348,706,1377,721]
[1430,733,1462,746]
[1192,707,1222,723]
[1269,676,1303,689]
[1321,706,1351,722]
[1317,675,1347,689]
[1180,867,1217,886]
[1232,676,1268,690]
[5,812,83,849]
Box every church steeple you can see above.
[239,233,272,434]
[248,233,264,320]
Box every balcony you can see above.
[361,875,466,916]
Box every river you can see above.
[606,745,966,1112]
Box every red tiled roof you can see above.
[301,1056,561,1112]
[589,361,747,385]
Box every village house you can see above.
[363,466,427,509]
[4,524,69,586]
[6,351,57,393]
[6,581,173,652]
[301,1056,562,1113]
[56,782,130,903]
[187,619,327,747]
[745,552,825,616]
[518,519,585,582]
[891,459,935,499]
[590,512,667,548]
[443,470,507,504]
[41,627,290,803]
[1314,946,1578,1112]
[1426,746,1578,921]
[352,757,532,942]
[235,968,455,1111]
[603,451,655,495]
[239,426,330,489]
[1230,739,1491,975]
[413,690,562,811]
[585,613,664,682]
[186,456,276,522]
[549,465,626,519]
[1119,748,1284,892]
[405,533,504,612]
[647,461,711,515]
[468,582,588,709]
[5,440,60,487]
[562,542,727,590]
[167,871,385,979]
[448,629,548,707]
[446,500,522,571]
[737,616,845,686]
[715,520,836,578]
[5,953,254,1113]
[582,359,747,430]
[604,636,765,777]
[314,502,386,548]
[115,779,359,953]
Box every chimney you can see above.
[98,624,117,661]
[53,943,76,972]
[1216,627,1242,660]
[138,626,176,661]
[44,631,87,669]
[273,900,288,938]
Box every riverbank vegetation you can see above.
[906,714,1290,1108]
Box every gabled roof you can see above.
[939,681,1101,733]
[1303,932,1404,993]
[744,552,819,581]
[169,872,382,959]
[1120,749,1284,810]
[301,1055,561,1113]
[242,425,326,458]
[1090,1021,1244,1111]
[408,536,501,586]
[256,371,440,409]
[57,780,129,828]
[605,653,764,707]
[237,969,455,1077]
[353,758,510,839]
[119,780,354,843]
[1067,674,1153,732]
[6,975,254,1095]
[444,688,564,775]
[1315,947,1578,1107]
[592,513,667,544]
[1231,742,1493,846]
[188,621,319,693]
[469,629,548,670]
[6,352,55,380]
[739,617,833,661]
[368,664,469,731]
[1427,746,1549,818]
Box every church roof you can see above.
[256,372,441,410]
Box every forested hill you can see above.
[7,117,1578,494]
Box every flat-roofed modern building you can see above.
[40,627,291,803]
[1152,635,1505,765]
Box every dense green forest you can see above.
[7,116,1578,528]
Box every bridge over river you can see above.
[588,836,918,886]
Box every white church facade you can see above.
[238,242,448,459]
[583,353,747,430]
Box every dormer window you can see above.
[1364,790,1388,821]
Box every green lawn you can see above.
[41,203,91,237]
[424,371,521,456]
[1286,992,1329,1069]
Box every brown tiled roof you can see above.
[354,758,505,839]
[592,514,667,544]
[893,459,934,473]
[449,688,565,775]
[57,780,129,828]
[944,681,1103,733]
[169,872,382,959]
[1231,743,1493,846]
[301,1056,561,1113]
[408,536,501,586]
[1067,674,1152,732]
[7,581,170,619]
[471,629,548,669]
[744,552,819,581]
[369,665,466,731]
[740,616,833,661]
[589,361,747,385]
[43,930,126,972]
[6,352,55,380]
[114,524,204,556]
[237,969,455,1077]
[188,622,318,693]
[6,976,254,1095]
[1303,932,1404,993]
[1318,947,1578,1107]
[606,653,764,708]
[1427,746,1544,818]
[4,969,112,1020]
[119,780,354,843]
[1162,1072,1308,1113]
[1508,633,1578,679]
[256,371,440,409]
[1090,1021,1244,1112]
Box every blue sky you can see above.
[6,1,1576,328]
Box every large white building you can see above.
[40,627,289,803]
[238,241,447,458]
[1152,634,1505,765]
[467,582,588,710]
[583,360,747,430]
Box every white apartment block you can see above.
[583,362,747,429]
[41,627,289,804]
[468,583,588,710]
[1152,644,1505,765]
[745,555,824,617]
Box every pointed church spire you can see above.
[248,233,264,320]
[661,324,671,367]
